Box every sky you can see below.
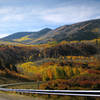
[0,0,100,38]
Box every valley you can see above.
[0,19,100,91]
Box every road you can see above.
[0,93,42,100]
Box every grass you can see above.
[13,35,32,42]
[0,75,24,85]
[0,70,33,85]
[6,83,39,89]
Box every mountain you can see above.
[32,19,100,44]
[1,19,100,44]
[1,28,52,44]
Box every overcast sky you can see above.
[0,0,100,38]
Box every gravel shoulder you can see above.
[0,93,42,100]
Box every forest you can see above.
[0,38,100,89]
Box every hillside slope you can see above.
[1,28,52,44]
[32,19,100,44]
[1,19,100,44]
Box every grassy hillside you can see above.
[0,38,99,86]
[0,28,52,44]
[31,19,100,44]
[0,70,31,84]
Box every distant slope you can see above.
[1,32,33,41]
[1,28,52,43]
[32,19,100,44]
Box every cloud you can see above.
[0,0,100,35]
[0,8,11,14]
[2,14,25,22]
[0,7,26,22]
[40,5,100,24]
[0,3,100,24]
[0,33,9,38]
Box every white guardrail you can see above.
[0,83,100,97]
[0,88,100,97]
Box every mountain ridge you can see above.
[0,28,52,43]
[1,19,100,44]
